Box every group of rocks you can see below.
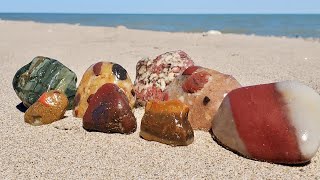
[13,51,320,165]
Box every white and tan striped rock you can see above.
[212,81,320,164]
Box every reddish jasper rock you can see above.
[93,62,103,76]
[182,71,211,93]
[74,62,135,118]
[83,83,137,134]
[212,81,320,164]
[182,66,201,75]
[140,100,194,146]
[134,50,194,106]
[164,66,241,131]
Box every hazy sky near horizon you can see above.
[1,0,319,14]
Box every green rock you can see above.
[13,56,77,109]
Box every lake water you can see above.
[0,13,319,38]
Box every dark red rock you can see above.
[87,94,94,103]
[182,66,201,75]
[93,62,103,76]
[83,83,137,134]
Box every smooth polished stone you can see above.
[24,90,68,125]
[140,100,194,146]
[13,56,77,109]
[74,61,135,118]
[164,66,241,131]
[212,81,320,164]
[83,83,137,134]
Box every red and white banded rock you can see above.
[164,66,241,131]
[134,50,194,106]
[212,81,320,164]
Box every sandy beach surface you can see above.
[1,20,320,179]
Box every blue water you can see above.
[0,13,319,38]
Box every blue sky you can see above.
[0,0,319,14]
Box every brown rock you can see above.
[140,100,194,146]
[83,83,137,134]
[24,90,68,125]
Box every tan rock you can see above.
[164,66,241,131]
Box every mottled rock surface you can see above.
[83,83,137,134]
[24,90,68,125]
[13,56,77,109]
[134,50,194,106]
[212,81,320,164]
[164,66,241,131]
[74,61,135,118]
[140,100,194,146]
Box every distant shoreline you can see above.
[0,14,320,40]
[1,18,319,43]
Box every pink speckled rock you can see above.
[134,50,194,106]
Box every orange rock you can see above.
[24,90,68,125]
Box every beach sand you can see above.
[1,20,320,179]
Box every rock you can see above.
[13,56,77,109]
[83,83,136,134]
[74,62,135,118]
[164,66,241,131]
[140,100,194,146]
[24,90,68,125]
[134,50,194,107]
[212,81,320,164]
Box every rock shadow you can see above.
[16,102,28,113]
